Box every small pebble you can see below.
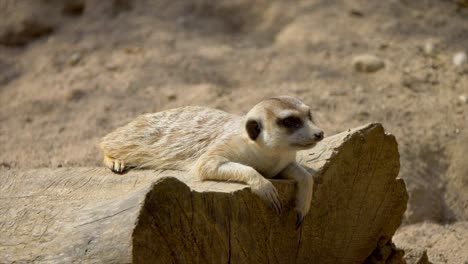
[422,41,436,56]
[379,43,389,50]
[459,94,467,104]
[66,89,86,101]
[106,64,119,71]
[349,8,364,17]
[160,88,177,101]
[352,54,385,73]
[69,53,82,66]
[453,52,467,67]
[167,93,177,101]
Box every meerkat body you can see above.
[100,96,324,227]
[100,107,237,171]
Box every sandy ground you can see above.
[1,0,467,263]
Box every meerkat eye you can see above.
[282,116,303,129]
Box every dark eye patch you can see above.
[279,116,303,129]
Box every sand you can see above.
[1,1,467,263]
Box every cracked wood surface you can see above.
[0,123,408,263]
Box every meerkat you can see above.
[99,96,324,227]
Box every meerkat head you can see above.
[244,96,324,150]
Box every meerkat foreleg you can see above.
[279,162,314,229]
[195,157,282,214]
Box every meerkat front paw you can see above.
[295,198,312,229]
[103,155,126,174]
[294,199,311,229]
[294,186,313,229]
[250,179,282,214]
[296,211,305,229]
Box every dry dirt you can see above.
[0,0,467,263]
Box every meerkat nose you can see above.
[314,131,324,141]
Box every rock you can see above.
[0,124,408,263]
[453,52,467,67]
[352,54,385,73]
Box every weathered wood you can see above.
[0,123,408,263]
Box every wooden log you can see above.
[0,123,408,263]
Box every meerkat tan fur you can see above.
[99,96,324,227]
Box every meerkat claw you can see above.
[104,156,126,174]
[275,191,282,213]
[267,190,282,214]
[269,195,282,215]
[251,180,282,214]
[115,160,126,173]
[112,161,119,172]
[296,212,304,229]
[266,187,282,214]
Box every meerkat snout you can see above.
[284,119,324,149]
[314,131,324,141]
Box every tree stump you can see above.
[0,123,408,263]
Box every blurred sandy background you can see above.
[0,1,467,262]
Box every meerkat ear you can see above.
[246,119,262,140]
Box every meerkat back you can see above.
[99,106,239,173]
